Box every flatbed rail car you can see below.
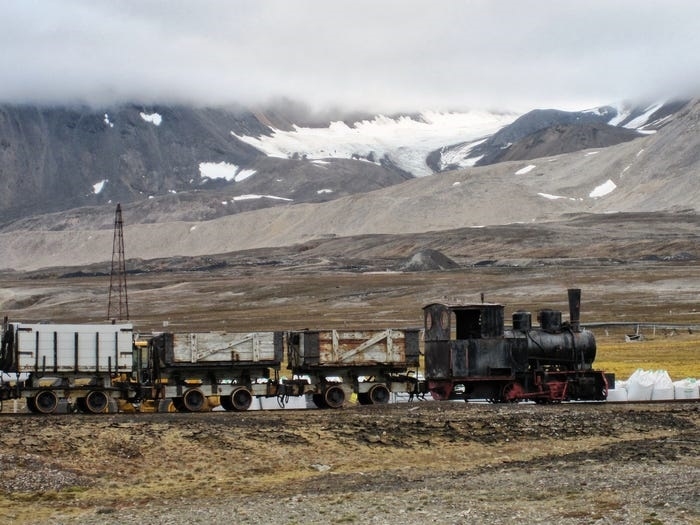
[283,328,425,408]
[424,289,612,403]
[135,331,284,412]
[0,321,134,413]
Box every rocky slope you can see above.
[0,104,411,223]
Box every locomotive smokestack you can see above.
[568,288,581,332]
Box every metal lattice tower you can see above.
[107,203,129,320]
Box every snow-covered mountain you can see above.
[0,98,692,233]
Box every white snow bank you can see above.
[232,194,292,202]
[515,164,536,175]
[200,161,238,181]
[234,169,257,182]
[140,112,162,126]
[92,180,107,194]
[233,110,518,178]
[199,162,256,182]
[589,179,616,198]
[538,192,565,200]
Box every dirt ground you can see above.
[0,402,697,524]
[1,221,700,524]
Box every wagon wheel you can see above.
[230,387,253,411]
[368,384,391,405]
[85,390,109,414]
[323,385,345,409]
[34,390,58,414]
[182,389,206,412]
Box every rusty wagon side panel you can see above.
[287,329,420,370]
[158,331,284,367]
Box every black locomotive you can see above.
[424,289,612,403]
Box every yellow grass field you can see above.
[595,329,700,381]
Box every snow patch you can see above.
[199,162,256,182]
[585,151,599,156]
[538,192,566,200]
[140,112,162,126]
[515,164,536,175]
[103,113,114,128]
[199,162,238,181]
[234,169,257,182]
[624,102,664,129]
[92,180,107,194]
[232,194,293,202]
[233,111,518,178]
[317,189,333,194]
[589,179,617,198]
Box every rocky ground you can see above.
[1,209,700,524]
[0,402,697,524]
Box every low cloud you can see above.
[2,0,700,112]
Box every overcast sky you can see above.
[2,0,699,113]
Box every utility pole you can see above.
[107,203,129,321]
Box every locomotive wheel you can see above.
[34,390,59,414]
[368,384,391,405]
[323,385,345,409]
[312,393,328,409]
[230,387,253,411]
[85,390,109,414]
[182,388,206,412]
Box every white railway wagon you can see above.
[9,322,134,414]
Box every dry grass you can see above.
[595,330,700,380]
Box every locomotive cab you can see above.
[424,302,522,400]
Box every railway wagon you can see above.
[136,331,284,412]
[283,328,424,408]
[424,289,611,403]
[1,321,134,413]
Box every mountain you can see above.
[1,98,699,271]
[0,100,686,227]
[428,101,687,171]
[0,104,413,224]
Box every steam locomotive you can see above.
[0,289,610,413]
[424,289,611,402]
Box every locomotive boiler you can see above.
[424,289,612,403]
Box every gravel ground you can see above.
[0,402,697,525]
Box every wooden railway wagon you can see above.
[283,328,424,408]
[1,322,134,413]
[135,331,285,412]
